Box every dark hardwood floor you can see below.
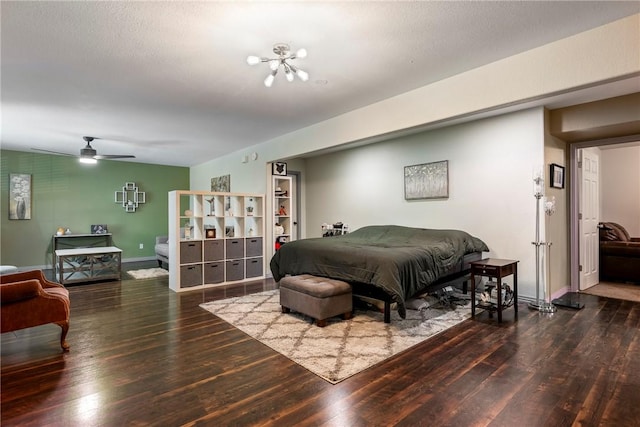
[2,264,639,426]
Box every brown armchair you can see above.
[599,222,640,284]
[1,270,70,351]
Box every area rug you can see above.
[126,267,169,280]
[200,290,473,384]
[581,282,640,303]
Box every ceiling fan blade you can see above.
[31,148,75,157]
[93,154,136,159]
[83,136,100,143]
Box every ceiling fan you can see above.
[32,136,135,163]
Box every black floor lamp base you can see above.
[552,292,585,310]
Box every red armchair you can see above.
[1,270,70,351]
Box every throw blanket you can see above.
[270,225,489,318]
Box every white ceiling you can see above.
[1,1,639,167]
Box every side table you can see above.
[470,258,518,322]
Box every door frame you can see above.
[569,134,640,291]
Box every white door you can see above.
[579,148,600,290]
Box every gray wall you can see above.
[302,108,543,299]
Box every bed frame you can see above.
[350,252,484,323]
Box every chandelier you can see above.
[247,43,309,87]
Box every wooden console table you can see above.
[52,233,113,278]
[470,258,518,323]
[55,246,122,285]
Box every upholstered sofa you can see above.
[155,236,169,268]
[599,222,640,284]
[0,269,70,351]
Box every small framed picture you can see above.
[272,162,287,176]
[550,163,565,189]
[91,224,108,234]
[205,228,216,238]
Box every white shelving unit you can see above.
[168,190,265,292]
[272,176,293,252]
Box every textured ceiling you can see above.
[1,1,639,166]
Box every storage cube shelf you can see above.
[168,191,265,292]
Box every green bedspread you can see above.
[270,225,489,318]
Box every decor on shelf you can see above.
[550,163,565,189]
[528,167,557,313]
[184,221,192,239]
[206,198,215,216]
[247,43,309,87]
[274,223,285,235]
[91,224,108,234]
[275,236,287,250]
[9,173,31,220]
[114,182,145,212]
[404,160,449,200]
[246,198,254,216]
[205,228,216,239]
[272,161,287,176]
[210,175,230,192]
[225,196,232,216]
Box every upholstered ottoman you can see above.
[280,274,353,327]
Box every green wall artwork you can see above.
[8,173,32,219]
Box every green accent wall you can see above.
[1,150,189,268]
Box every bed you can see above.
[270,225,489,322]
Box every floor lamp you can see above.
[528,168,557,313]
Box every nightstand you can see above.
[470,258,518,322]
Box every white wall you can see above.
[601,145,640,235]
[304,108,544,299]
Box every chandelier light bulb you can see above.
[269,60,280,71]
[296,69,309,82]
[264,70,277,87]
[295,48,307,58]
[285,67,294,82]
[246,55,261,66]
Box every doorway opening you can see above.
[569,135,640,292]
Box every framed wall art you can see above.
[272,161,287,176]
[9,173,31,220]
[211,174,231,192]
[404,160,449,200]
[550,163,565,189]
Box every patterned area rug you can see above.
[200,290,473,384]
[126,268,169,280]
